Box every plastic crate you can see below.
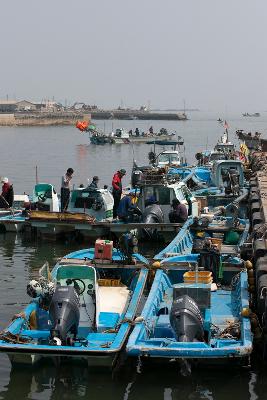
[98,279,122,287]
[210,237,223,251]
[183,271,212,284]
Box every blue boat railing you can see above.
[154,218,193,260]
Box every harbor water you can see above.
[0,112,267,399]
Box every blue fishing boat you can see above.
[0,242,149,366]
[126,217,252,368]
[154,216,249,260]
[192,160,249,217]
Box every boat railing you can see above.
[154,219,193,260]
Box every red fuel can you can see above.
[94,239,113,260]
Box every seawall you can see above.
[0,112,90,126]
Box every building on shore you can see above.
[0,100,64,113]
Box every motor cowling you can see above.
[170,295,204,342]
[142,204,164,239]
[49,286,80,345]
[142,204,164,224]
[131,169,143,187]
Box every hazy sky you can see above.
[1,0,267,111]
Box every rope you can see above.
[0,312,32,344]
[211,321,241,340]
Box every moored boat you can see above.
[126,217,252,368]
[0,241,149,366]
[242,112,260,117]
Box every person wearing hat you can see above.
[88,176,99,190]
[0,177,14,208]
[117,191,141,222]
[112,169,126,218]
[61,168,74,212]
[168,198,188,223]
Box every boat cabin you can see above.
[214,143,235,154]
[68,187,114,221]
[211,160,244,189]
[54,263,131,334]
[32,183,59,212]
[138,181,198,221]
[114,128,129,139]
[157,150,181,167]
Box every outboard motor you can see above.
[143,204,164,224]
[229,168,240,196]
[49,286,80,346]
[142,204,164,239]
[170,295,204,342]
[131,169,143,188]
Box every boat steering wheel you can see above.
[66,278,86,295]
[38,194,47,202]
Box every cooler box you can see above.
[94,239,113,260]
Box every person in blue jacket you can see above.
[117,192,140,222]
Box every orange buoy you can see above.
[76,120,89,132]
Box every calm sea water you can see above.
[0,112,267,399]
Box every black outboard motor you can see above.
[131,169,143,188]
[170,295,204,342]
[49,286,80,346]
[143,204,164,224]
[142,204,164,239]
[229,168,240,196]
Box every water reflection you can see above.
[0,363,130,400]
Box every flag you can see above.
[240,143,249,157]
[223,120,229,130]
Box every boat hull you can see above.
[8,349,117,367]
[0,257,149,367]
[126,263,253,364]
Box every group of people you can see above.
[0,168,189,226]
[61,168,101,211]
[60,167,131,218]
[111,168,188,224]
[128,126,154,137]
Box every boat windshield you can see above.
[214,144,235,153]
[210,153,226,161]
[158,153,179,164]
[71,189,103,209]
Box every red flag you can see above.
[224,120,229,130]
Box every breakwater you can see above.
[0,112,90,126]
[90,110,187,120]
[0,110,187,126]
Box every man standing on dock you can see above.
[61,168,74,212]
[112,169,126,218]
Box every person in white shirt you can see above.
[61,168,74,211]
